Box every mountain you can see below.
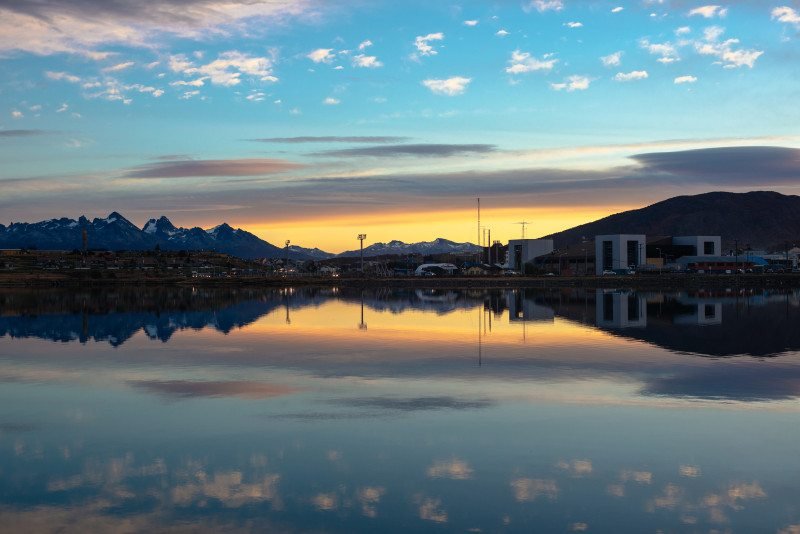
[0,213,323,260]
[544,191,800,251]
[288,245,335,261]
[337,238,481,258]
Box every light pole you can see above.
[284,239,290,271]
[358,234,366,273]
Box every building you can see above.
[595,235,646,275]
[672,236,722,256]
[675,255,767,273]
[507,239,553,272]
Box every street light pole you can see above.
[285,239,290,270]
[358,234,367,273]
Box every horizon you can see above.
[2,1,800,251]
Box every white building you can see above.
[507,239,553,272]
[672,236,722,257]
[595,234,646,275]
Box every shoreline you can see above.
[2,272,800,289]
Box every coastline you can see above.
[2,272,800,289]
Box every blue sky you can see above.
[1,0,799,250]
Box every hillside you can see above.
[544,191,800,251]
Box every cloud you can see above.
[10,110,23,119]
[422,76,471,96]
[307,48,335,63]
[172,50,278,86]
[631,146,800,181]
[314,143,495,158]
[56,103,69,112]
[102,61,135,72]
[0,129,48,138]
[550,75,590,91]
[45,71,81,83]
[418,498,447,523]
[694,26,763,68]
[525,0,564,13]
[506,50,558,74]
[674,75,697,84]
[129,380,297,399]
[179,90,200,100]
[352,54,382,68]
[413,32,444,57]
[251,136,410,143]
[676,26,691,35]
[600,51,623,67]
[640,39,680,63]
[688,5,728,18]
[332,396,494,411]
[123,157,303,178]
[611,6,624,13]
[614,70,648,82]
[322,97,340,105]
[773,6,800,25]
[564,21,583,28]
[463,20,478,26]
[0,0,314,56]
[495,29,510,37]
[357,39,372,50]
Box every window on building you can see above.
[626,240,640,267]
[704,241,715,255]
[514,245,523,271]
[602,241,613,271]
[704,304,716,319]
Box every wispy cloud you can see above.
[123,158,303,178]
[422,76,471,96]
[352,54,382,68]
[250,136,410,143]
[688,5,728,19]
[614,70,648,82]
[640,39,680,64]
[463,20,479,26]
[323,97,340,105]
[413,32,444,57]
[0,0,314,56]
[772,6,800,25]
[694,26,763,68]
[0,129,49,138]
[506,50,557,74]
[129,380,297,400]
[551,75,591,92]
[307,48,335,63]
[312,143,496,158]
[674,75,698,84]
[525,0,564,13]
[102,61,135,73]
[170,50,278,86]
[600,51,623,67]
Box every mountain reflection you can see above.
[1,287,799,357]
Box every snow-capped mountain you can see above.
[0,213,323,260]
[287,245,335,261]
[337,238,481,258]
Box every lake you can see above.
[1,286,799,533]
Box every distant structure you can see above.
[672,236,722,257]
[82,229,88,252]
[595,234,646,275]
[507,239,553,272]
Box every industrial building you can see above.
[594,235,646,275]
[507,239,553,272]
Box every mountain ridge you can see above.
[543,191,800,251]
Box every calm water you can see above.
[1,287,800,533]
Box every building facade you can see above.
[594,234,646,275]
[672,236,722,257]
[507,239,554,272]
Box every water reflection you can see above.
[1,286,800,532]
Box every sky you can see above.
[1,0,799,252]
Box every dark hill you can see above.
[544,191,800,250]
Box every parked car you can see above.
[602,270,616,276]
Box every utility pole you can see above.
[358,234,367,273]
[515,221,529,239]
[284,239,290,270]
[477,198,480,247]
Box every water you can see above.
[1,287,799,533]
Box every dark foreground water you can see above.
[1,287,800,533]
